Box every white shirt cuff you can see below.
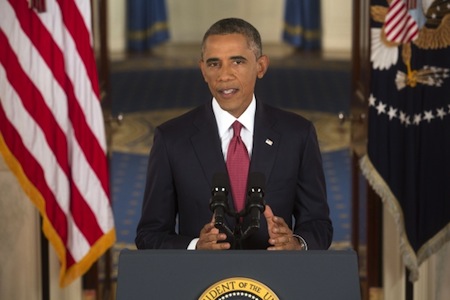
[187,238,199,250]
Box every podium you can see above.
[116,249,361,300]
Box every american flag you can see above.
[0,0,115,287]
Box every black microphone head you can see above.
[247,172,265,193]
[246,172,266,215]
[211,172,230,194]
[210,172,230,215]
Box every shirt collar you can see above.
[212,96,256,137]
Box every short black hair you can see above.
[201,18,263,59]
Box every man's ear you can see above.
[198,60,207,82]
[257,55,270,79]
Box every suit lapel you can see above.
[190,103,227,187]
[190,104,237,223]
[250,103,280,184]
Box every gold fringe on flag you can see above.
[360,155,450,281]
[359,155,419,281]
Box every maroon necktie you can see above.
[226,121,250,213]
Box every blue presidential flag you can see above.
[361,0,450,281]
[127,0,170,52]
[282,0,321,50]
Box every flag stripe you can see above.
[2,1,108,240]
[13,0,110,194]
[0,23,70,176]
[56,0,99,95]
[0,68,69,244]
[0,62,91,258]
[403,21,419,41]
[32,0,113,234]
[385,10,406,34]
[384,0,419,43]
[8,0,113,234]
[384,0,403,27]
[0,0,115,287]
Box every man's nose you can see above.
[217,64,234,81]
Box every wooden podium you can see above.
[116,249,361,300]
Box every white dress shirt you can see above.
[212,96,255,160]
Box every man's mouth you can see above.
[220,88,238,96]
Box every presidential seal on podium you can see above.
[199,277,279,300]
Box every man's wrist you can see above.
[293,234,308,250]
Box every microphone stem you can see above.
[233,222,243,250]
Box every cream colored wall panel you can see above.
[383,205,405,300]
[166,0,284,43]
[108,0,352,53]
[0,156,42,300]
[0,154,83,300]
[383,200,450,300]
[49,247,82,300]
[108,0,126,53]
[321,0,352,52]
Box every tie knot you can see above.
[232,121,243,137]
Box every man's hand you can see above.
[196,219,231,250]
[264,205,303,250]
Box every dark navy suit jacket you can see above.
[135,100,333,250]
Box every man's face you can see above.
[199,33,269,118]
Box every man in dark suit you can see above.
[135,18,333,251]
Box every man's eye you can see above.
[234,60,244,65]
[207,62,218,68]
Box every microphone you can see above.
[210,172,230,227]
[244,172,266,235]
